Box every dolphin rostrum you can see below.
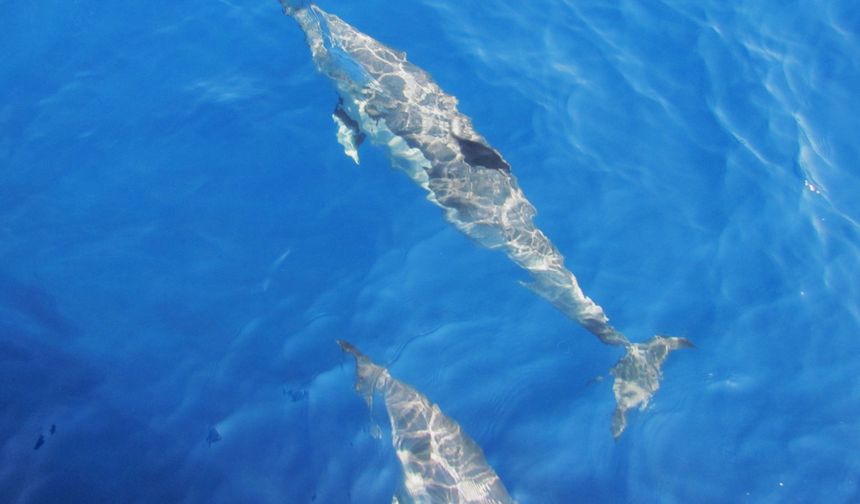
[338,340,515,504]
[281,1,691,437]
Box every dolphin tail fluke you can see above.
[337,338,365,359]
[279,0,311,15]
[337,339,387,438]
[337,339,378,395]
[609,335,693,438]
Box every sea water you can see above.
[1,0,859,502]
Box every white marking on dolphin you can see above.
[280,1,692,437]
[338,340,515,504]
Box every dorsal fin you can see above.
[452,134,510,172]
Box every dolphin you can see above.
[280,1,691,437]
[338,340,515,504]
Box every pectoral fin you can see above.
[332,100,365,165]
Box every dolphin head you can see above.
[289,5,406,102]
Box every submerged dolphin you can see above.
[338,340,515,504]
[281,1,691,437]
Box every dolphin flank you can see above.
[338,340,515,504]
[280,0,691,437]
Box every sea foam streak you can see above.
[281,0,691,437]
[339,340,515,504]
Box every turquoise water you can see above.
[2,0,859,502]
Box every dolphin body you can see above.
[281,1,691,437]
[338,340,515,504]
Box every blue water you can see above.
[2,0,859,502]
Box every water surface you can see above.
[2,0,859,502]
